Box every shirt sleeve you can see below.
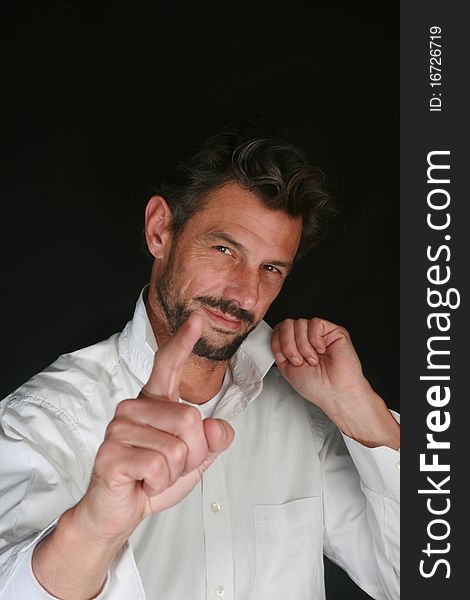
[0,395,95,600]
[0,524,112,600]
[2,524,63,600]
[0,395,83,592]
[0,394,145,599]
[308,404,400,600]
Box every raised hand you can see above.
[32,315,234,598]
[271,317,399,449]
[74,313,235,541]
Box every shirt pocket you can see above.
[252,496,325,600]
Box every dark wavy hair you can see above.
[149,123,337,259]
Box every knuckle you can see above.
[115,398,134,417]
[105,417,127,439]
[147,452,169,482]
[98,438,119,462]
[167,437,188,467]
[308,318,326,339]
[179,405,202,430]
[95,446,124,481]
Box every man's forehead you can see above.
[194,182,302,242]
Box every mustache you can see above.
[195,296,255,325]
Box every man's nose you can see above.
[223,266,260,311]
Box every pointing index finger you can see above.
[140,313,203,401]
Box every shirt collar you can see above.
[118,287,275,401]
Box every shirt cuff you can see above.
[1,521,110,600]
[341,411,400,499]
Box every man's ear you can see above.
[145,195,173,259]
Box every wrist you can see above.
[326,384,400,450]
[32,506,127,600]
[68,498,132,549]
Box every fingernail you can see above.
[307,357,318,366]
[291,357,303,366]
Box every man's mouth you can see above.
[201,306,243,331]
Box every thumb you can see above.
[141,313,204,400]
[203,418,235,459]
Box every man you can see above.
[0,124,400,599]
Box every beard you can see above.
[156,246,258,361]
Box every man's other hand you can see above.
[271,317,399,449]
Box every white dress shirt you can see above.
[0,290,400,599]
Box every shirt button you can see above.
[396,460,400,470]
[211,502,221,513]
[216,585,225,596]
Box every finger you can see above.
[307,318,328,354]
[308,318,348,355]
[270,327,287,364]
[105,418,188,485]
[293,319,319,365]
[115,399,209,473]
[321,326,354,360]
[278,319,304,366]
[97,442,171,498]
[142,313,204,400]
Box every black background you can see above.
[2,3,398,598]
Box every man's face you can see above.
[156,182,302,360]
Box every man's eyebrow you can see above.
[207,232,246,253]
[267,259,294,271]
[206,231,293,271]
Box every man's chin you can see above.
[191,328,253,361]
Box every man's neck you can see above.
[178,355,228,405]
[145,297,228,405]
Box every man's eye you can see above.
[215,246,232,255]
[263,264,281,274]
